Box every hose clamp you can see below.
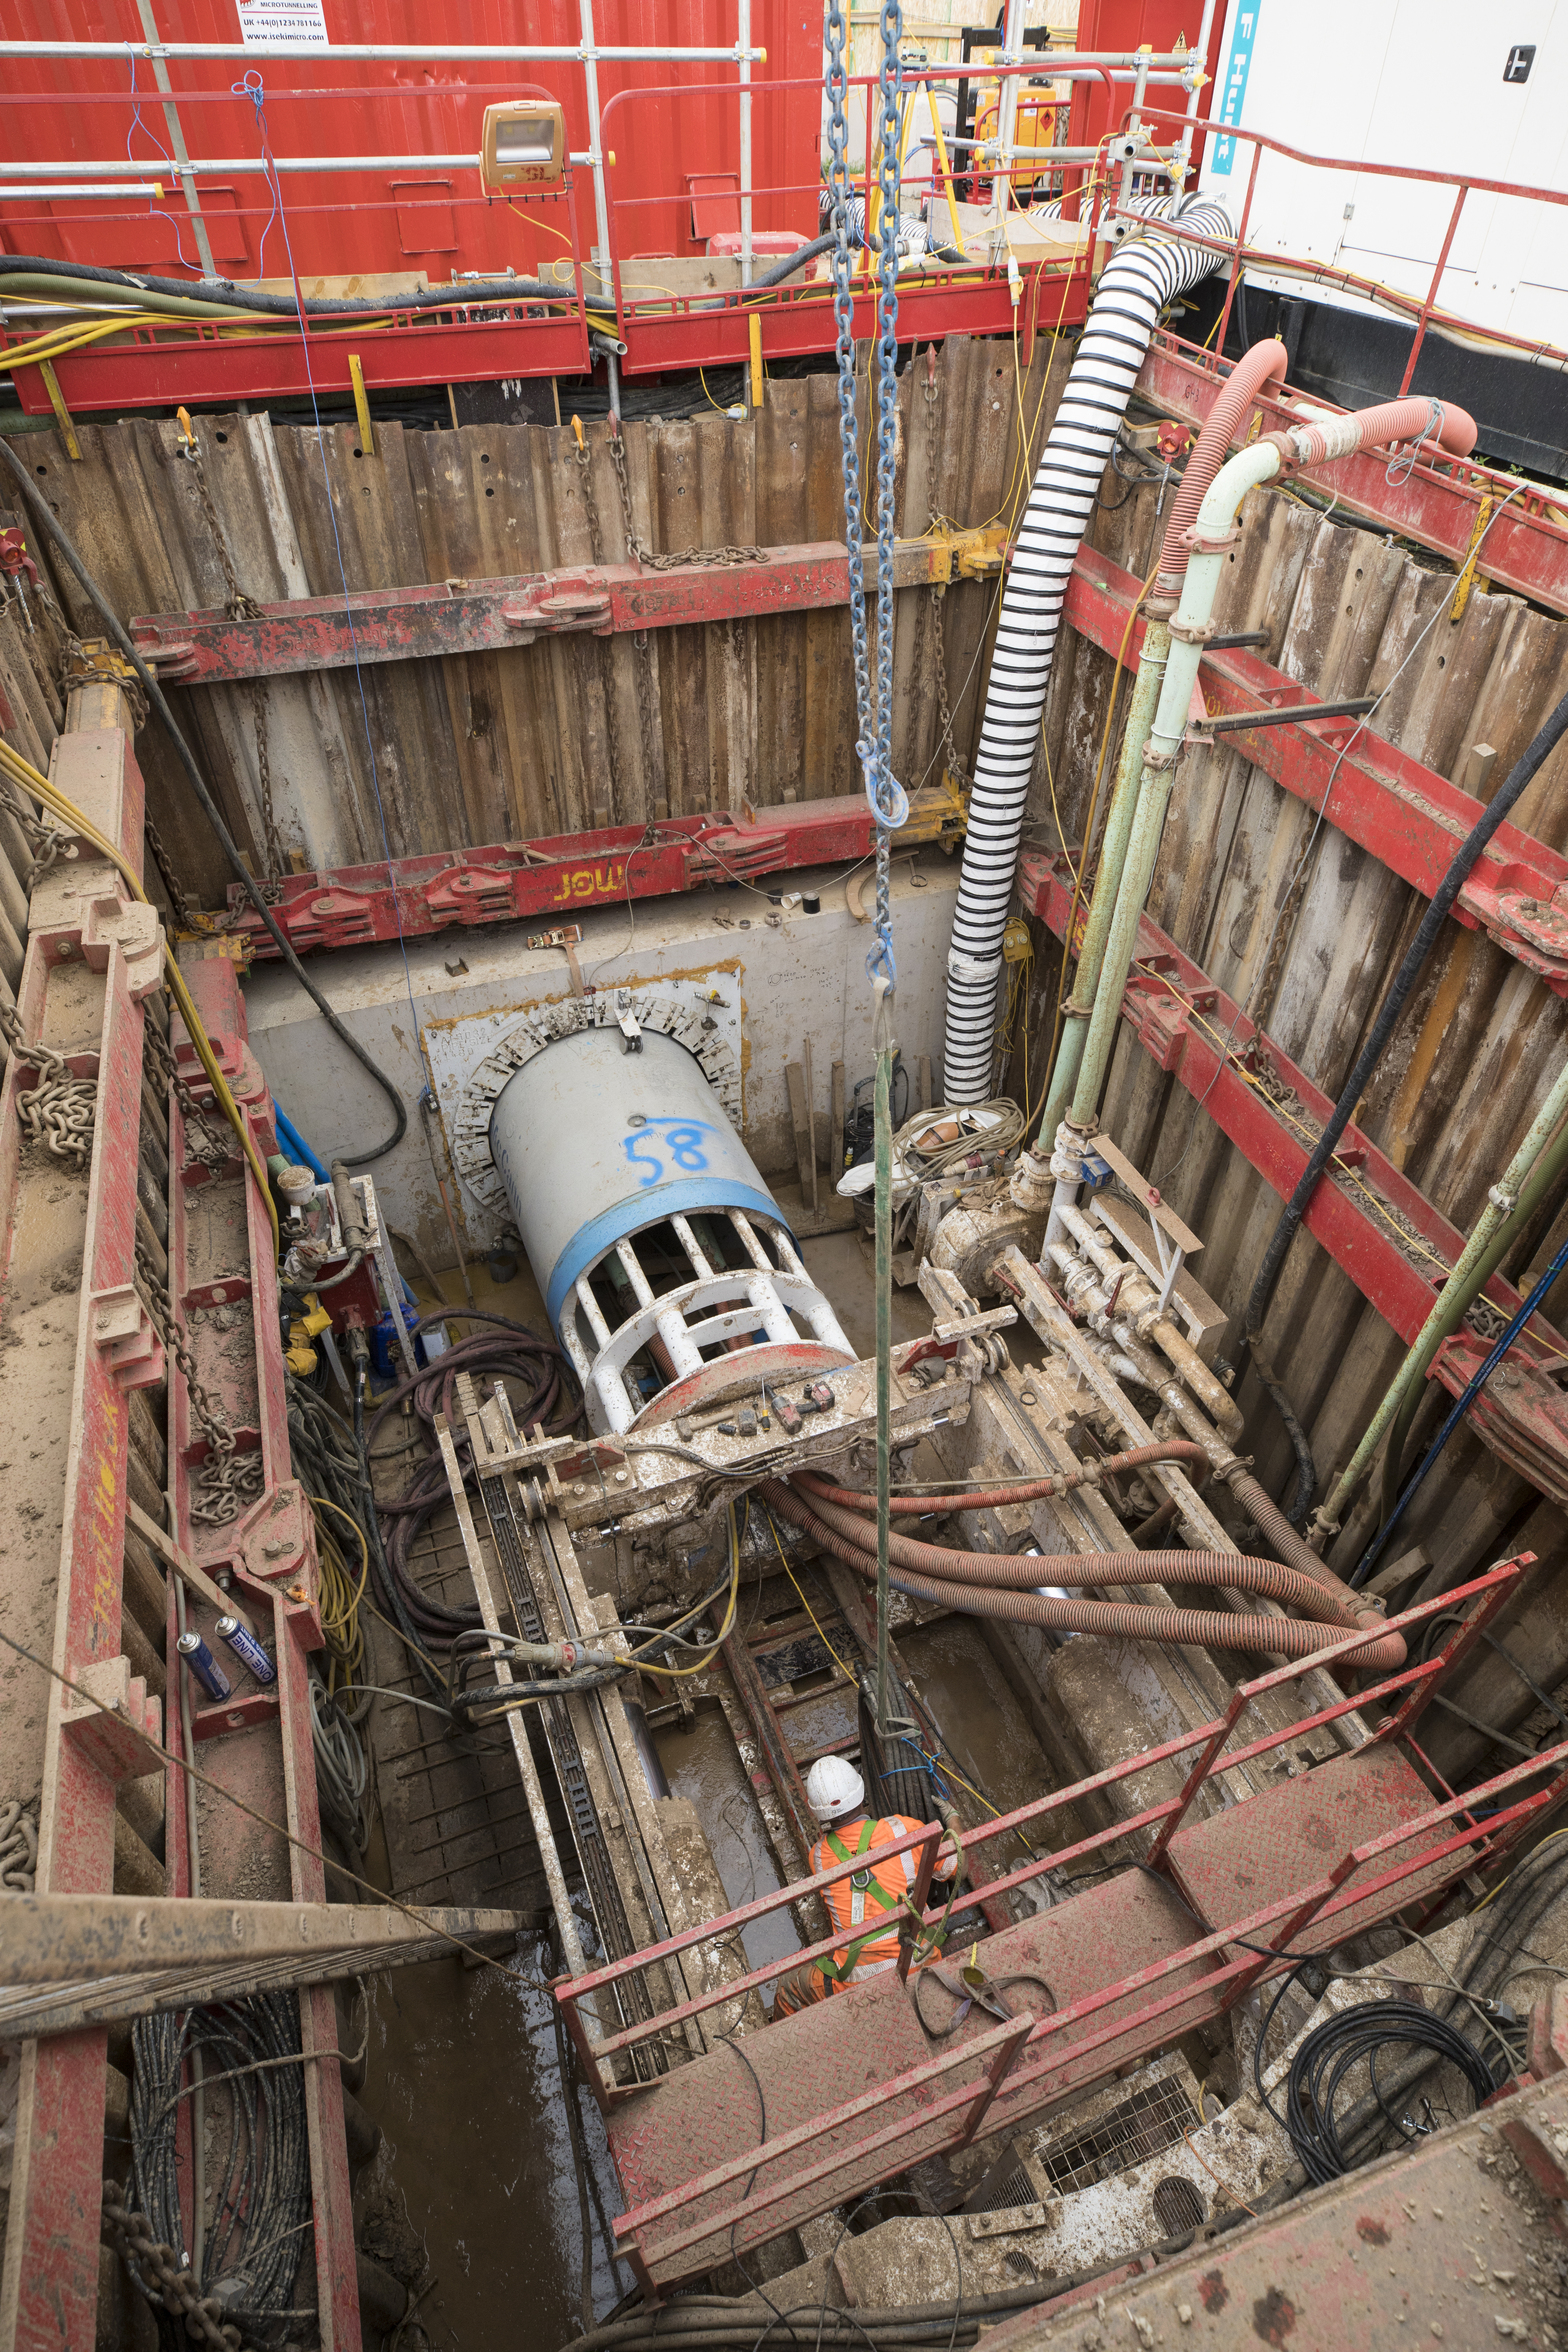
[1179,523,1241,555]
[947,947,1002,985]
[1142,740,1178,771]
[1488,1182,1519,1213]
[1166,614,1216,646]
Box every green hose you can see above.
[0,274,265,324]
[1381,1105,1568,1521]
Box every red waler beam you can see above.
[216,794,938,954]
[1016,843,1568,1375]
[131,536,996,685]
[1137,327,1568,622]
[1063,545,1568,996]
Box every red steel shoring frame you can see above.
[614,1740,1568,2277]
[0,773,153,2347]
[557,1559,1526,2078]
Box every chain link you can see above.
[134,1235,261,1526]
[186,447,285,878]
[573,430,629,800]
[826,0,907,991]
[144,810,201,931]
[102,2180,245,2352]
[1,780,73,890]
[143,1014,230,1172]
[0,1002,97,1167]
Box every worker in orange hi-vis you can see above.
[771,1755,959,2018]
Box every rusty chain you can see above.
[573,427,629,800]
[186,449,287,879]
[1,780,73,890]
[144,810,201,931]
[0,1001,96,1168]
[102,2180,246,2352]
[143,1013,230,1172]
[0,1797,38,1894]
[929,581,966,787]
[601,429,667,800]
[134,1235,262,1526]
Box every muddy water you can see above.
[896,1617,1054,1825]
[357,1949,629,2348]
[656,1703,802,1991]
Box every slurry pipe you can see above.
[1040,394,1477,1263]
[941,193,1232,1103]
[1025,337,1290,1167]
[1312,1045,1568,1543]
[763,1481,1405,1667]
[794,1439,1211,1515]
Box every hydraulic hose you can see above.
[0,253,563,316]
[1243,681,1568,1494]
[0,432,408,1165]
[795,1439,1211,1515]
[773,1478,1367,1627]
[941,192,1232,1103]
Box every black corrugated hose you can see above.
[0,432,408,1165]
[1241,682,1568,1523]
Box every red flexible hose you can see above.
[1153,337,1289,599]
[773,1480,1360,1625]
[795,1440,1211,1519]
[761,1483,1406,1670]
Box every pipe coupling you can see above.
[1142,739,1178,771]
[1488,1181,1519,1213]
[948,946,1003,985]
[1010,1149,1056,1213]
[1166,613,1216,646]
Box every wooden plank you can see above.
[786,1061,816,1205]
[125,1497,255,1633]
[1093,1197,1228,1365]
[0,1891,523,1984]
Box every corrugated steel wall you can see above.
[1041,465,1568,1764]
[8,330,1568,1764]
[17,331,1065,902]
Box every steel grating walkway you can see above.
[603,1740,1466,2287]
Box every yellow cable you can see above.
[698,365,733,415]
[639,1499,741,1674]
[1474,1827,1568,1913]
[0,739,279,1256]
[764,1506,858,1681]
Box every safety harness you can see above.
[810,1817,964,1988]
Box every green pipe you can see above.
[0,273,262,323]
[1380,1101,1568,1521]
[1034,622,1169,1150]
[1315,1046,1568,1539]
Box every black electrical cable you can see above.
[0,252,564,315]
[0,432,408,1167]
[127,1994,313,2330]
[1352,1225,1568,1587]
[1241,682,1568,1523]
[1250,1960,1496,2189]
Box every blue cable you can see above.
[273,1102,330,1184]
[128,56,200,274]
[1352,1227,1568,1589]
[234,74,423,1057]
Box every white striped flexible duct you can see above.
[940,192,1232,1102]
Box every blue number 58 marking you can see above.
[622,1116,716,1187]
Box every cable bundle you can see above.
[128,1995,313,2332]
[1276,1993,1496,2185]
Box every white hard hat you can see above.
[806,1756,865,1823]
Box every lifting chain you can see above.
[923,357,967,788]
[134,1236,261,1526]
[0,1001,96,1168]
[184,443,287,879]
[101,2181,244,2352]
[572,423,628,802]
[1,780,73,891]
[0,1797,38,1895]
[607,416,765,569]
[826,0,907,992]
[143,1013,230,1172]
[143,810,201,932]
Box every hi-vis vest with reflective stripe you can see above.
[809,1815,931,1984]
